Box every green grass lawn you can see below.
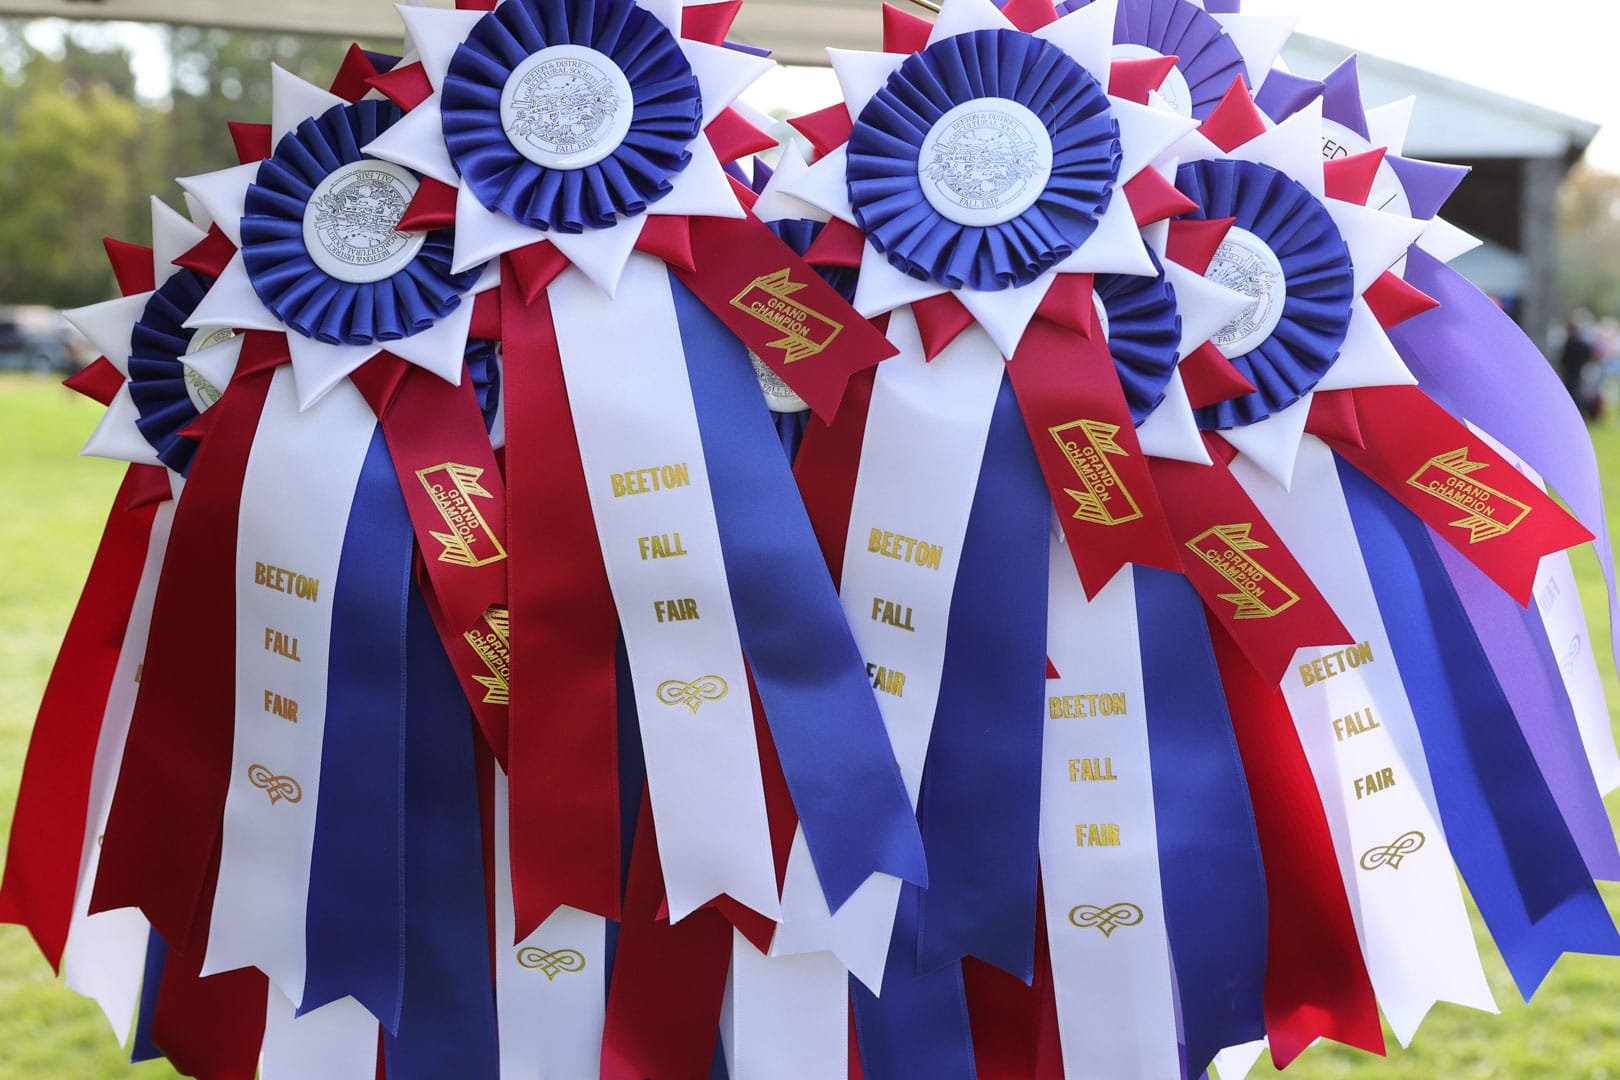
[4,371,1620,1077]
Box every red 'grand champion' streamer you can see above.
[91,333,284,948]
[0,465,162,968]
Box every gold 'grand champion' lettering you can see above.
[1406,448,1531,543]
[1298,642,1375,686]
[254,561,321,603]
[1048,418,1144,526]
[729,268,845,364]
[1186,523,1300,619]
[867,529,944,570]
[416,463,507,567]
[1048,692,1127,718]
[465,606,510,706]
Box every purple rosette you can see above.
[1176,159,1354,429]
[846,28,1121,292]
[1059,0,1247,119]
[241,99,477,347]
[440,0,702,233]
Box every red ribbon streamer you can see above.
[0,465,163,968]
[673,215,898,422]
[1319,386,1594,603]
[792,366,878,587]
[1150,448,1353,681]
[90,334,283,948]
[1007,314,1182,596]
[500,272,624,930]
[350,355,512,760]
[1208,619,1384,1068]
[600,793,733,1080]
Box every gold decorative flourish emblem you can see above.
[729,269,844,364]
[1185,523,1301,620]
[517,946,587,980]
[1359,830,1426,871]
[1405,448,1531,543]
[656,675,728,713]
[1047,418,1144,526]
[1068,902,1144,938]
[247,764,302,805]
[416,462,508,567]
[464,606,510,706]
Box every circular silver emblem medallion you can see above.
[302,161,425,284]
[1111,44,1193,118]
[918,98,1053,228]
[750,351,808,413]
[501,44,634,170]
[181,327,234,412]
[1205,226,1287,358]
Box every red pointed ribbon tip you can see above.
[682,0,744,45]
[470,289,502,341]
[398,176,459,232]
[64,356,126,406]
[1305,388,1364,448]
[634,216,697,272]
[1199,76,1266,153]
[174,224,237,279]
[1363,270,1440,331]
[368,61,434,111]
[1180,341,1255,410]
[1165,217,1235,276]
[1109,55,1179,105]
[804,217,867,270]
[508,242,572,304]
[456,0,498,9]
[1002,0,1059,31]
[1323,147,1387,206]
[882,3,933,54]
[1044,657,1061,680]
[125,463,174,509]
[913,293,976,361]
[1035,272,1096,337]
[1124,166,1199,228]
[789,104,855,161]
[707,107,778,165]
[227,121,272,166]
[104,238,156,296]
[330,43,381,103]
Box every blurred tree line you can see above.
[0,19,358,308]
[1558,165,1620,319]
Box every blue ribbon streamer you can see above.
[1134,566,1267,1078]
[242,99,477,346]
[128,268,215,474]
[441,0,702,233]
[128,930,165,1063]
[671,273,927,908]
[1098,249,1181,424]
[915,372,1048,979]
[1175,159,1355,429]
[852,885,976,1080]
[382,589,499,1078]
[847,28,1121,291]
[1058,0,1247,119]
[301,428,414,1030]
[605,635,645,998]
[1338,461,1620,996]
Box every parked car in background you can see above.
[0,305,96,374]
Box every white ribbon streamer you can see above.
[550,254,777,923]
[61,484,179,1040]
[1234,436,1495,1044]
[491,768,606,1080]
[204,369,376,1005]
[772,309,1005,991]
[723,933,848,1080]
[1039,542,1179,1080]
[260,988,379,1080]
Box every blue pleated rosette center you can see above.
[129,268,228,475]
[441,0,703,233]
[241,99,478,347]
[1097,249,1182,425]
[1059,0,1247,120]
[847,29,1122,292]
[1177,158,1355,429]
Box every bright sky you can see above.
[24,0,1619,170]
